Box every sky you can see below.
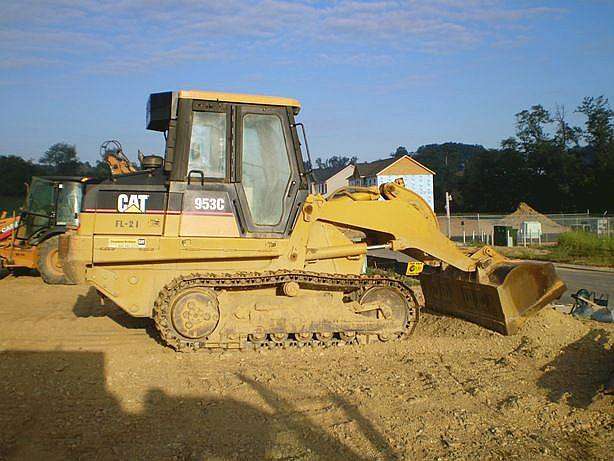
[1,0,613,164]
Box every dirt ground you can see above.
[0,275,612,460]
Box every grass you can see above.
[553,231,614,265]
[496,231,614,267]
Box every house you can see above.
[310,163,355,197]
[349,155,435,209]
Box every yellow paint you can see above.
[179,215,240,237]
[178,90,301,111]
[93,213,164,236]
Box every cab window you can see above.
[188,112,226,179]
[56,182,82,227]
[242,113,291,226]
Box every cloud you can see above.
[0,56,64,69]
[0,0,566,72]
[316,52,395,66]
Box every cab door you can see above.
[178,101,241,237]
[234,105,302,236]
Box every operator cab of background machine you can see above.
[82,90,310,238]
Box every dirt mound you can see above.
[416,310,500,339]
[437,202,570,237]
[498,202,570,233]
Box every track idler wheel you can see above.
[358,286,412,341]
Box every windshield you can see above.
[26,177,55,215]
[16,177,55,239]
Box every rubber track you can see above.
[153,270,419,352]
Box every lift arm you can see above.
[317,182,478,272]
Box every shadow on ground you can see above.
[72,287,163,344]
[538,329,613,408]
[3,268,39,279]
[0,350,395,460]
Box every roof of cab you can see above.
[178,90,301,111]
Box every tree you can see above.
[576,96,614,211]
[91,160,112,179]
[0,155,45,197]
[414,143,487,211]
[553,104,582,149]
[515,105,552,150]
[313,155,357,170]
[500,137,519,151]
[576,96,614,148]
[40,143,80,175]
[390,146,409,158]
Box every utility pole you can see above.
[445,192,452,238]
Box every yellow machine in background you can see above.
[61,90,565,351]
[1,177,88,283]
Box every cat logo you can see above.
[117,194,149,213]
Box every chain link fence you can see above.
[437,212,613,246]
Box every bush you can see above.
[557,231,614,257]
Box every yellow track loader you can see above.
[60,90,565,351]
